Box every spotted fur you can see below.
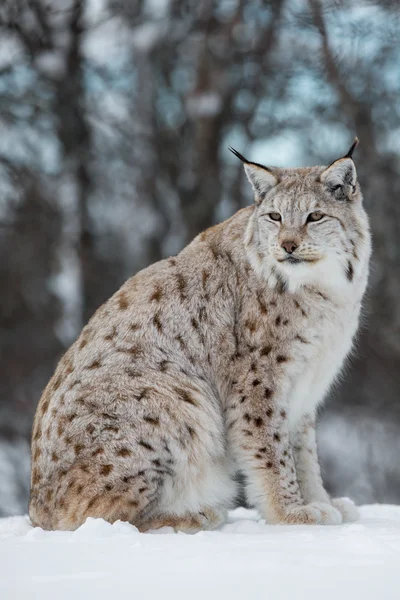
[30,147,370,531]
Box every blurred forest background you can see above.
[0,0,399,517]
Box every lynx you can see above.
[30,139,371,532]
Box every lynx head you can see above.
[231,139,371,293]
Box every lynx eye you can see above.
[268,212,281,222]
[307,212,324,223]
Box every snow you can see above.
[1,506,400,599]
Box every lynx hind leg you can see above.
[138,507,227,533]
[29,461,161,531]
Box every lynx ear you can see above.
[320,137,359,198]
[321,157,357,189]
[229,147,277,203]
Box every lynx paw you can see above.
[282,502,342,525]
[331,497,359,523]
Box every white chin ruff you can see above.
[275,254,348,293]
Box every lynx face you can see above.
[233,144,370,292]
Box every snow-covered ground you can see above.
[1,505,399,600]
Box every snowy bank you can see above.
[1,506,399,600]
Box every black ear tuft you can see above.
[228,147,250,164]
[345,137,359,159]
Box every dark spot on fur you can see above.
[176,272,187,300]
[118,293,129,310]
[67,413,77,423]
[198,306,206,321]
[244,413,251,422]
[139,487,147,494]
[317,291,329,302]
[136,387,151,401]
[260,346,272,357]
[87,359,101,370]
[273,433,281,442]
[270,300,277,307]
[264,388,273,399]
[191,317,199,330]
[153,313,163,333]
[252,379,261,387]
[86,497,99,511]
[266,407,274,418]
[202,270,210,289]
[51,452,59,462]
[245,319,256,333]
[266,461,273,469]
[159,360,168,372]
[259,447,267,454]
[52,375,62,391]
[74,444,84,456]
[104,327,116,341]
[31,469,41,486]
[150,286,163,302]
[33,426,42,442]
[275,315,282,326]
[275,273,287,294]
[256,293,268,314]
[243,429,253,437]
[174,387,197,406]
[125,345,142,357]
[295,334,309,344]
[125,367,142,378]
[117,448,132,457]
[280,410,287,418]
[175,334,187,351]
[280,459,286,467]
[294,300,307,317]
[250,361,257,372]
[240,395,247,404]
[139,440,154,452]
[104,484,113,492]
[208,240,220,260]
[103,425,119,433]
[187,425,196,438]
[346,260,354,282]
[79,338,88,349]
[254,453,263,459]
[41,400,49,414]
[143,416,159,426]
[283,319,289,326]
[100,464,113,476]
[92,447,104,456]
[276,355,288,363]
[254,417,263,427]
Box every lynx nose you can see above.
[281,241,298,254]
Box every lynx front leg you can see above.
[227,390,342,525]
[292,414,358,523]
